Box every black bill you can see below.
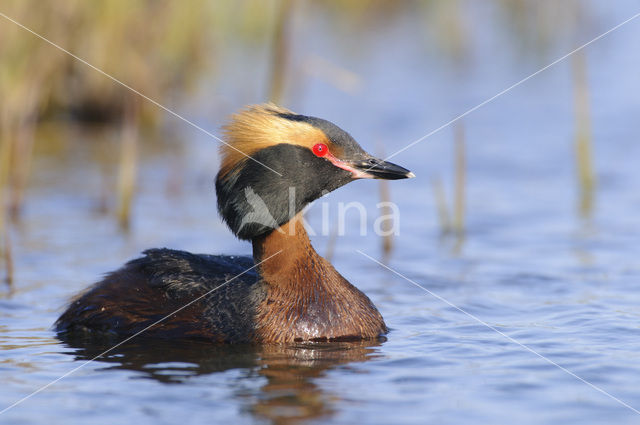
[350,157,415,180]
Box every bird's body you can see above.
[56,249,263,342]
[56,104,412,343]
[57,215,386,343]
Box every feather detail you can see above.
[218,103,331,178]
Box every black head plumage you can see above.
[215,104,413,240]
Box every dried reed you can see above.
[572,51,596,218]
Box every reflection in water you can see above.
[58,334,382,424]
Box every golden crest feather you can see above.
[218,103,330,177]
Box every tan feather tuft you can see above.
[218,103,330,177]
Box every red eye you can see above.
[312,143,328,157]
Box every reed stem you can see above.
[268,0,294,104]
[116,97,140,231]
[572,51,596,218]
[453,122,466,237]
[3,229,14,287]
[0,106,12,286]
[377,144,394,256]
[9,112,37,221]
[324,224,338,263]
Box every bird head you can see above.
[215,104,414,240]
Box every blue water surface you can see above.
[2,2,640,424]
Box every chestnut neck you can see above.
[250,214,388,342]
[251,213,323,287]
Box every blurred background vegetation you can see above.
[0,0,624,286]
